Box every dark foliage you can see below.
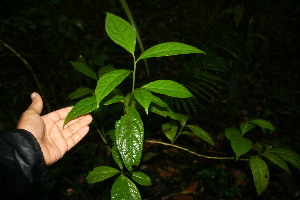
[1,0,299,199]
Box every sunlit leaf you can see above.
[249,119,275,131]
[268,148,300,170]
[250,156,269,196]
[130,171,152,186]
[86,166,120,184]
[64,96,98,126]
[95,69,131,104]
[134,88,152,114]
[162,121,178,142]
[115,107,144,171]
[70,61,97,80]
[186,125,214,146]
[111,174,141,200]
[137,42,204,61]
[143,80,193,98]
[105,12,136,54]
[262,152,291,175]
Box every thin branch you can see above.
[145,139,248,161]
[0,39,51,112]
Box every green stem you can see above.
[145,140,249,161]
[132,55,137,93]
[119,0,149,77]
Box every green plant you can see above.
[64,12,300,198]
[64,12,208,199]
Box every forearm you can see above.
[0,129,46,199]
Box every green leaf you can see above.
[95,69,131,104]
[130,171,152,186]
[240,121,256,136]
[225,128,252,160]
[105,12,136,54]
[112,145,123,170]
[151,95,169,108]
[186,125,214,146]
[162,121,178,142]
[268,148,300,170]
[250,119,275,131]
[64,96,98,126]
[137,42,204,61]
[86,166,120,184]
[111,174,141,200]
[103,95,125,106]
[115,107,144,171]
[250,156,269,196]
[143,80,193,98]
[98,64,117,77]
[67,87,94,100]
[134,88,152,114]
[149,106,188,126]
[70,61,97,80]
[262,152,291,175]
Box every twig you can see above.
[0,39,51,112]
[145,139,248,161]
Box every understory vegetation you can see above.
[1,0,299,199]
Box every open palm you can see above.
[17,93,93,165]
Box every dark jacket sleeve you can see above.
[0,129,46,200]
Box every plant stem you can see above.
[132,55,137,93]
[119,0,149,77]
[0,39,51,112]
[145,140,248,161]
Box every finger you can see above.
[44,107,73,122]
[66,126,89,150]
[27,92,43,114]
[61,114,93,138]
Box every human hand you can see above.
[17,92,93,165]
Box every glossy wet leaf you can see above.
[105,12,136,54]
[268,148,300,170]
[134,88,152,114]
[225,128,252,160]
[95,69,131,104]
[162,121,178,142]
[137,42,204,61]
[70,61,97,80]
[64,96,98,126]
[249,119,275,131]
[262,152,291,174]
[250,156,269,196]
[115,107,144,171]
[111,174,141,200]
[143,80,193,98]
[86,166,120,184]
[186,125,214,146]
[130,171,152,186]
[67,87,94,100]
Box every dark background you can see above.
[1,0,299,199]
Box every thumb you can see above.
[28,92,43,114]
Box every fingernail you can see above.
[31,92,37,99]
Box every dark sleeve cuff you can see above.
[0,129,46,199]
